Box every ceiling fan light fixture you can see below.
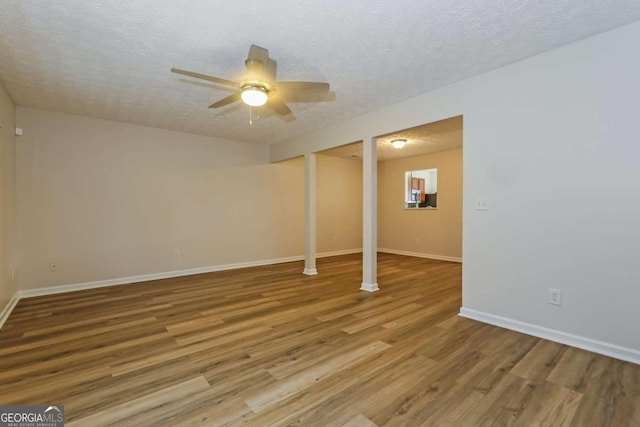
[391,139,407,149]
[241,85,268,107]
[171,45,330,118]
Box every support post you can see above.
[361,137,379,291]
[303,153,318,275]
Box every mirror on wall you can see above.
[405,168,437,209]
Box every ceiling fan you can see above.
[171,45,331,118]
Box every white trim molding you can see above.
[19,255,305,299]
[317,248,362,258]
[303,268,318,276]
[378,248,462,263]
[0,292,20,329]
[0,249,363,330]
[459,307,640,365]
[16,249,365,300]
[360,282,379,292]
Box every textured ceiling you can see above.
[320,116,462,161]
[1,1,640,145]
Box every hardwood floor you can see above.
[1,253,638,426]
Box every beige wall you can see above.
[378,148,462,259]
[317,154,362,253]
[16,108,308,290]
[0,81,18,311]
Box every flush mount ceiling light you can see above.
[391,139,407,149]
[241,85,268,107]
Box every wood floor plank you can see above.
[510,339,568,383]
[21,304,172,338]
[65,358,204,421]
[0,253,637,426]
[0,331,172,382]
[342,414,378,427]
[341,302,423,334]
[316,354,440,426]
[568,358,640,426]
[382,380,480,426]
[0,317,158,356]
[241,332,438,426]
[514,381,582,426]
[244,340,391,413]
[546,346,608,392]
[0,365,112,405]
[65,376,210,426]
[171,395,252,426]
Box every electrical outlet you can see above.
[475,197,489,210]
[172,249,181,259]
[49,261,58,272]
[549,288,562,306]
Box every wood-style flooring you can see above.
[1,253,638,426]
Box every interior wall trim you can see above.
[459,307,640,365]
[15,249,364,300]
[316,248,362,258]
[0,292,20,329]
[378,248,462,263]
[360,282,380,292]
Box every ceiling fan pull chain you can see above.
[249,105,253,125]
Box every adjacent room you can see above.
[1,2,640,425]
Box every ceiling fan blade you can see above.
[265,59,277,84]
[277,81,330,93]
[208,93,241,108]
[171,68,241,88]
[266,98,292,116]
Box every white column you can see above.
[361,137,379,291]
[303,153,318,275]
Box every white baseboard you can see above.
[0,292,20,329]
[18,255,304,299]
[317,248,362,258]
[17,249,364,299]
[459,307,640,365]
[305,249,363,275]
[360,282,379,292]
[378,248,462,263]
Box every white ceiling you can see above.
[320,116,463,161]
[1,1,639,145]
